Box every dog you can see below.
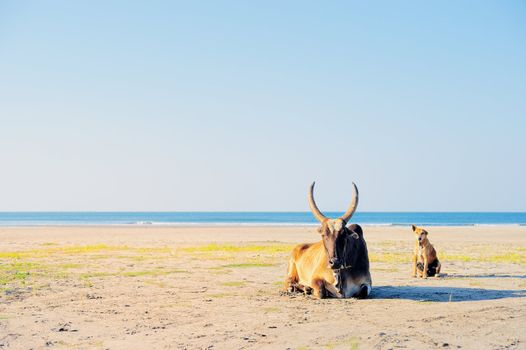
[411,225,441,278]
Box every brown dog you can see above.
[412,225,441,278]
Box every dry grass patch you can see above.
[440,252,526,266]
[369,248,526,265]
[208,292,234,298]
[0,244,172,259]
[369,252,407,263]
[79,268,185,280]
[180,243,293,254]
[222,263,275,268]
[324,336,360,350]
[221,281,246,287]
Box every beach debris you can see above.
[53,322,77,332]
[86,293,102,300]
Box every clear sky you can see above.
[0,1,525,211]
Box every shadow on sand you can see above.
[373,286,526,302]
[444,273,526,279]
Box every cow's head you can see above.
[308,182,359,270]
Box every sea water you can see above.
[0,212,524,226]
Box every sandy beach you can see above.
[0,225,525,349]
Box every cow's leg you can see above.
[355,284,371,299]
[302,285,312,295]
[312,279,326,299]
[324,282,342,298]
[284,258,299,292]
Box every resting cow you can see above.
[285,182,372,299]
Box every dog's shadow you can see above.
[372,286,526,302]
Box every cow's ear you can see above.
[316,226,323,234]
[411,224,417,232]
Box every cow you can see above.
[285,182,372,299]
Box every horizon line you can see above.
[0,211,525,214]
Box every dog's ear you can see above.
[411,224,417,232]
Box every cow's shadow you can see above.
[372,286,526,302]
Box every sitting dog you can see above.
[412,225,441,278]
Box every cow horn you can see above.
[340,182,359,223]
[308,182,328,223]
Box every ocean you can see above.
[0,212,524,226]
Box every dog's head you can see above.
[411,225,429,245]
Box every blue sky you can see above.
[0,1,525,211]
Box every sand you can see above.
[0,225,525,349]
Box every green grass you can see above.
[0,261,47,286]
[0,261,76,293]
